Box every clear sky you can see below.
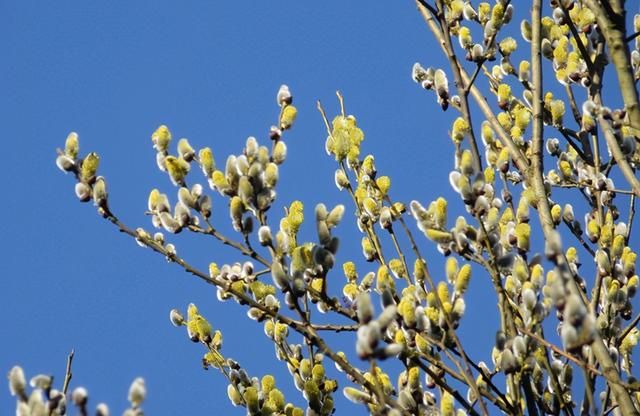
[2,1,636,415]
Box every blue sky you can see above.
[2,1,637,415]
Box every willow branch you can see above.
[98,207,408,413]
[529,3,637,412]
[433,0,482,173]
[189,221,270,267]
[415,1,530,174]
[597,116,640,197]
[584,0,640,131]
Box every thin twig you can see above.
[309,323,359,332]
[433,0,483,173]
[415,0,530,174]
[598,116,640,197]
[62,349,75,396]
[626,31,640,43]
[627,194,636,245]
[464,64,483,96]
[617,312,640,346]
[562,218,596,257]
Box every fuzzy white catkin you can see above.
[169,309,184,327]
[8,366,26,397]
[128,377,146,407]
[72,386,88,406]
[96,403,110,416]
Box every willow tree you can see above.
[10,1,640,415]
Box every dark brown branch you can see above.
[626,31,640,43]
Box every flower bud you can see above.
[159,212,182,234]
[177,138,195,162]
[195,195,211,219]
[441,390,455,416]
[96,403,110,416]
[63,131,80,158]
[373,209,390,232]
[29,374,52,390]
[198,147,215,177]
[164,156,190,186]
[304,380,322,411]
[258,225,273,246]
[544,230,562,259]
[398,389,417,410]
[455,264,472,294]
[521,19,532,42]
[56,154,75,172]
[243,386,260,414]
[271,261,289,290]
[75,182,92,202]
[277,84,292,106]
[434,69,449,109]
[343,387,371,404]
[383,343,403,358]
[170,309,184,326]
[227,384,242,406]
[362,237,376,261]
[356,292,374,324]
[156,152,167,172]
[515,222,531,252]
[80,152,100,182]
[500,349,518,374]
[230,196,244,226]
[177,187,196,209]
[335,169,349,190]
[264,163,279,189]
[238,176,254,206]
[72,386,88,406]
[280,105,297,130]
[93,176,108,207]
[561,323,579,351]
[174,202,191,227]
[273,141,287,165]
[8,366,26,397]
[522,287,537,310]
[151,125,171,152]
[326,205,345,228]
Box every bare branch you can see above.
[62,349,75,396]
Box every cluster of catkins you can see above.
[342,363,451,416]
[8,365,145,416]
[256,201,346,313]
[224,317,337,415]
[412,1,516,110]
[342,259,474,413]
[408,1,640,413]
[318,94,482,412]
[146,125,285,237]
[56,133,108,212]
[146,85,349,415]
[170,303,309,415]
[142,84,296,245]
[226,370,307,416]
